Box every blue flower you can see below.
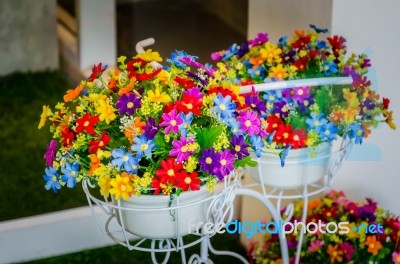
[179,112,194,137]
[111,147,139,173]
[247,66,265,79]
[321,60,338,75]
[306,112,328,133]
[211,93,236,119]
[278,36,288,47]
[131,134,156,159]
[262,90,283,105]
[279,146,291,167]
[227,118,243,135]
[221,43,239,61]
[349,123,365,144]
[319,122,339,142]
[250,135,264,158]
[61,162,80,188]
[167,51,198,69]
[43,167,61,193]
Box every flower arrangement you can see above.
[38,49,263,200]
[248,190,400,263]
[211,25,396,162]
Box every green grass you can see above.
[26,233,247,264]
[0,71,87,221]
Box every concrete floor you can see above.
[117,0,247,64]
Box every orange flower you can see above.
[268,64,288,80]
[365,235,382,256]
[107,66,119,91]
[64,84,84,102]
[124,117,146,144]
[118,77,136,96]
[88,154,100,176]
[308,199,322,211]
[362,123,372,138]
[327,244,343,263]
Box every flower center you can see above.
[293,135,299,141]
[283,132,289,139]
[314,120,320,126]
[170,120,177,126]
[123,155,129,162]
[325,130,331,135]
[396,256,400,262]
[251,103,256,108]
[235,145,241,152]
[184,177,192,184]
[220,159,227,166]
[269,96,275,101]
[180,145,188,152]
[52,175,57,181]
[370,244,375,249]
[127,102,134,108]
[245,120,252,127]
[186,103,193,109]
[206,157,212,164]
[297,89,304,95]
[357,130,362,136]
[71,171,77,176]
[140,144,148,151]
[304,100,309,106]
[219,104,226,111]
[120,184,126,192]
[167,169,174,176]
[84,121,90,127]
[324,65,330,71]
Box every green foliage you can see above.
[195,125,223,150]
[288,114,307,130]
[234,156,257,168]
[314,87,330,115]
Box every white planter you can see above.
[116,186,212,239]
[246,143,332,189]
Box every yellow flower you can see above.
[385,110,396,129]
[260,43,282,64]
[98,174,111,198]
[109,172,134,200]
[343,88,360,109]
[96,99,116,124]
[147,88,171,103]
[268,64,288,80]
[38,105,52,129]
[97,149,111,159]
[136,49,163,62]
[205,177,217,192]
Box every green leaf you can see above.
[314,87,330,115]
[195,125,224,150]
[234,156,258,169]
[154,132,168,149]
[288,115,307,130]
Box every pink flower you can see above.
[169,136,196,163]
[308,240,324,253]
[238,110,261,136]
[160,109,183,135]
[393,251,400,264]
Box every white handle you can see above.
[135,38,163,69]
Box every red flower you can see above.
[207,86,239,102]
[290,129,307,149]
[293,57,309,71]
[126,58,147,78]
[265,115,284,134]
[61,127,75,147]
[88,63,107,82]
[383,97,390,110]
[291,35,311,50]
[321,206,338,220]
[174,76,196,89]
[151,177,168,195]
[136,68,162,81]
[155,157,183,184]
[88,131,110,153]
[176,170,201,191]
[327,35,346,56]
[176,95,203,116]
[273,124,293,147]
[75,113,99,135]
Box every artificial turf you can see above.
[0,71,88,221]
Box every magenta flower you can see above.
[248,32,269,47]
[44,140,57,166]
[184,87,203,100]
[213,149,235,180]
[160,109,183,135]
[238,110,261,136]
[308,240,324,253]
[169,136,196,163]
[339,242,355,261]
[392,251,400,264]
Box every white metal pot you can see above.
[246,143,332,189]
[115,186,212,239]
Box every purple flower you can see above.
[245,94,266,115]
[238,110,261,136]
[199,148,219,174]
[360,99,375,114]
[248,32,269,47]
[184,87,203,100]
[292,86,311,103]
[273,101,290,119]
[44,140,57,166]
[281,50,296,64]
[237,41,249,59]
[298,97,314,112]
[186,71,208,86]
[115,92,141,115]
[143,117,159,140]
[230,135,250,160]
[160,109,183,135]
[179,57,203,68]
[169,136,196,163]
[213,150,235,180]
[211,51,223,61]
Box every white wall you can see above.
[331,0,400,215]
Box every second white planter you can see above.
[246,143,332,189]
